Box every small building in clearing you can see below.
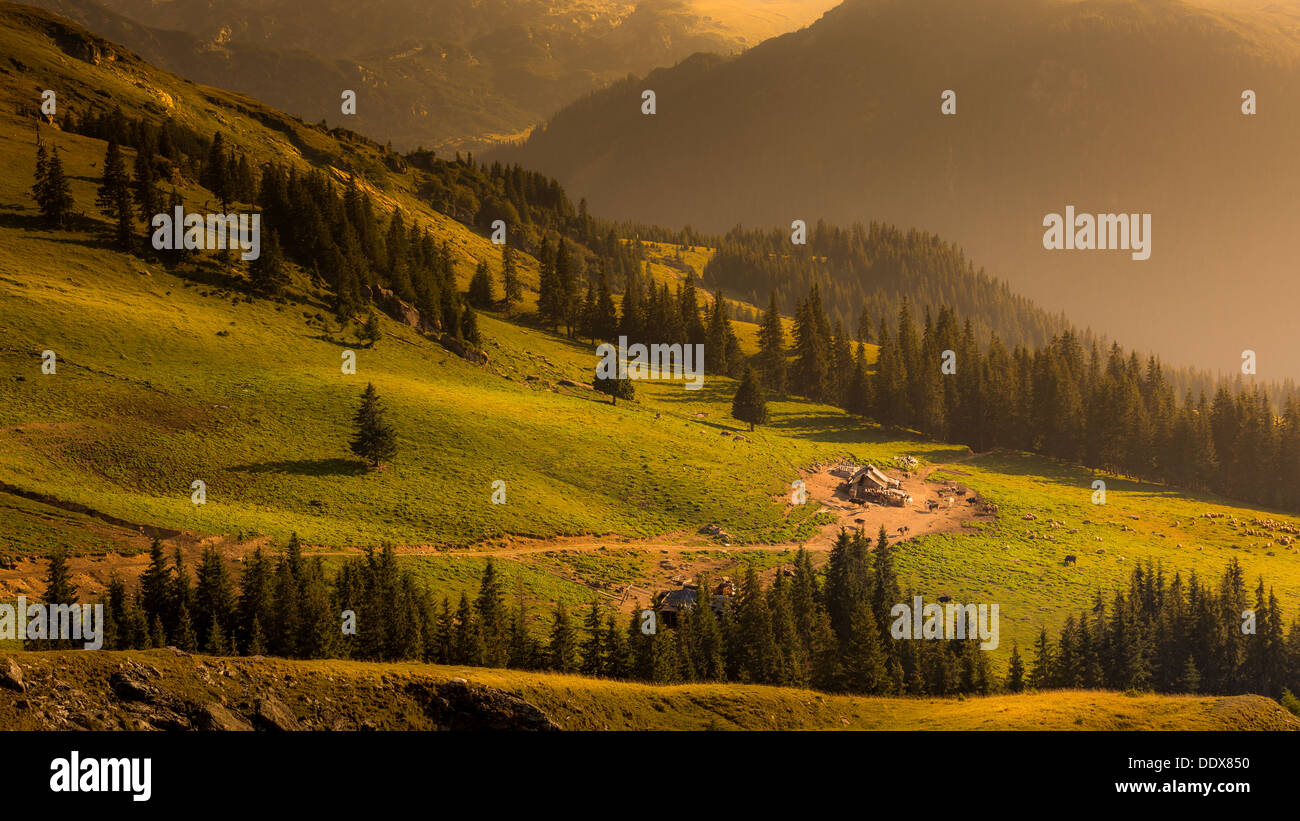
[654,583,732,627]
[845,464,900,498]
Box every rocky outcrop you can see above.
[1,658,23,692]
[407,679,560,731]
[437,333,489,365]
[253,696,302,731]
[360,286,488,366]
[365,285,424,331]
[0,651,560,731]
[196,701,254,731]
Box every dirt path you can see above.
[0,456,992,600]
[0,529,272,600]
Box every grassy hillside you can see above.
[4,649,1297,730]
[0,2,936,551]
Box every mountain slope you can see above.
[7,1,1300,675]
[29,0,838,151]
[500,0,1300,379]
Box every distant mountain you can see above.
[499,0,1300,379]
[28,0,836,151]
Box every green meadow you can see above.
[3,3,1300,680]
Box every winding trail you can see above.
[0,454,994,602]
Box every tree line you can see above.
[702,221,1070,350]
[32,529,984,697]
[755,286,1300,515]
[28,102,644,350]
[38,531,1300,704]
[1016,559,1300,700]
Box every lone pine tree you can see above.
[731,366,769,431]
[594,367,635,405]
[349,383,398,468]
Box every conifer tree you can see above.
[768,572,804,686]
[555,239,578,336]
[690,575,726,681]
[594,366,635,405]
[460,304,481,346]
[131,137,161,228]
[1180,654,1201,693]
[549,601,580,673]
[730,366,768,431]
[580,599,605,677]
[705,291,736,375]
[1029,627,1055,689]
[202,132,232,210]
[361,311,381,347]
[96,139,134,248]
[175,602,198,652]
[139,538,173,634]
[856,306,874,344]
[434,598,455,663]
[250,228,288,294]
[736,565,779,684]
[194,546,234,654]
[501,242,522,309]
[475,559,508,667]
[245,615,268,656]
[42,547,77,606]
[809,608,842,691]
[237,548,272,654]
[453,592,484,665]
[507,604,534,670]
[842,600,888,694]
[536,239,559,327]
[149,616,167,650]
[791,287,831,401]
[1006,643,1026,692]
[349,382,398,468]
[467,259,493,308]
[603,614,631,679]
[32,140,74,227]
[593,268,618,342]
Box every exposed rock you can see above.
[412,679,560,731]
[1,658,24,692]
[1,651,562,731]
[253,696,302,731]
[438,333,489,365]
[366,285,424,330]
[196,702,254,732]
[109,673,154,702]
[52,28,114,65]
